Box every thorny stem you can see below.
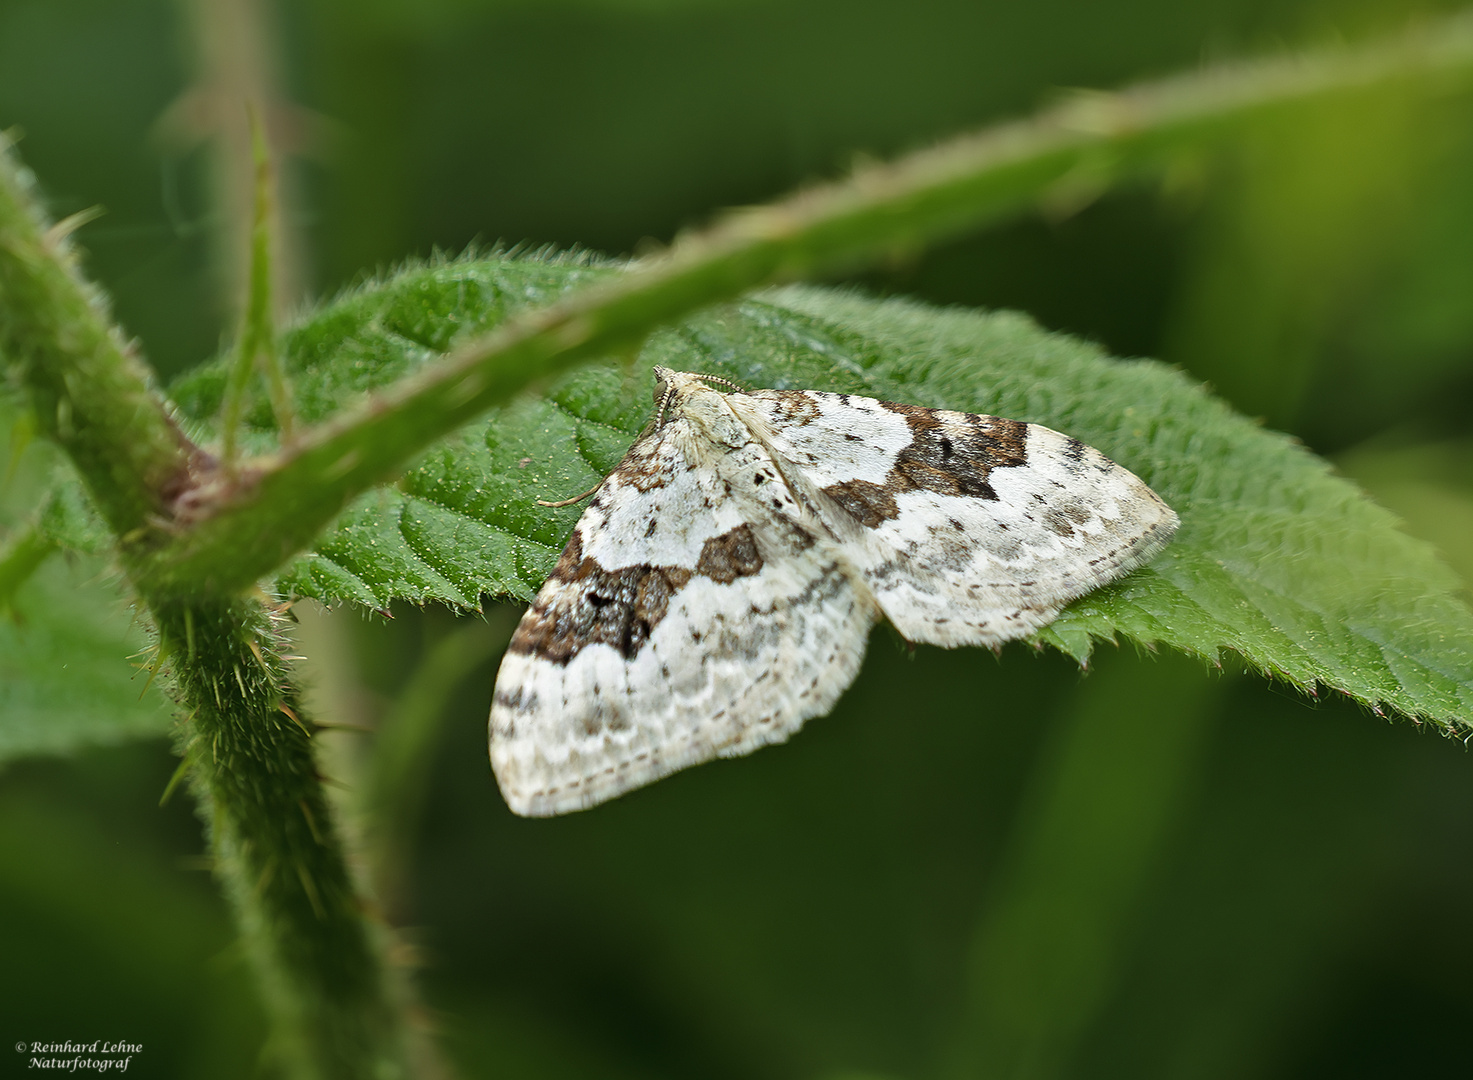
[0,32,408,1080]
[0,133,198,544]
[157,596,410,1080]
[137,11,1473,596]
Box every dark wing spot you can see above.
[823,478,899,529]
[506,527,694,666]
[760,391,822,426]
[1043,498,1095,537]
[493,687,538,715]
[878,403,1029,501]
[1042,509,1076,538]
[696,525,764,583]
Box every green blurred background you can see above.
[3,0,1473,1076]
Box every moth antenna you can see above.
[537,481,601,508]
[692,373,746,392]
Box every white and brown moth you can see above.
[490,368,1178,816]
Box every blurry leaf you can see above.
[0,403,156,766]
[2,395,113,559]
[36,481,113,556]
[359,611,514,908]
[1336,435,1473,595]
[1162,86,1442,431]
[163,254,1473,730]
[1316,118,1473,446]
[0,554,171,765]
[946,650,1219,1079]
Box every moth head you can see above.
[650,368,746,428]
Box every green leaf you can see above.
[1336,435,1473,596]
[166,255,1473,729]
[0,554,171,764]
[1,392,113,559]
[0,403,171,762]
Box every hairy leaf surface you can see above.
[162,255,1473,729]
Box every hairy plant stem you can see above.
[0,136,409,1080]
[157,596,408,1080]
[0,135,197,542]
[138,11,1473,596]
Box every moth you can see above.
[490,368,1178,816]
